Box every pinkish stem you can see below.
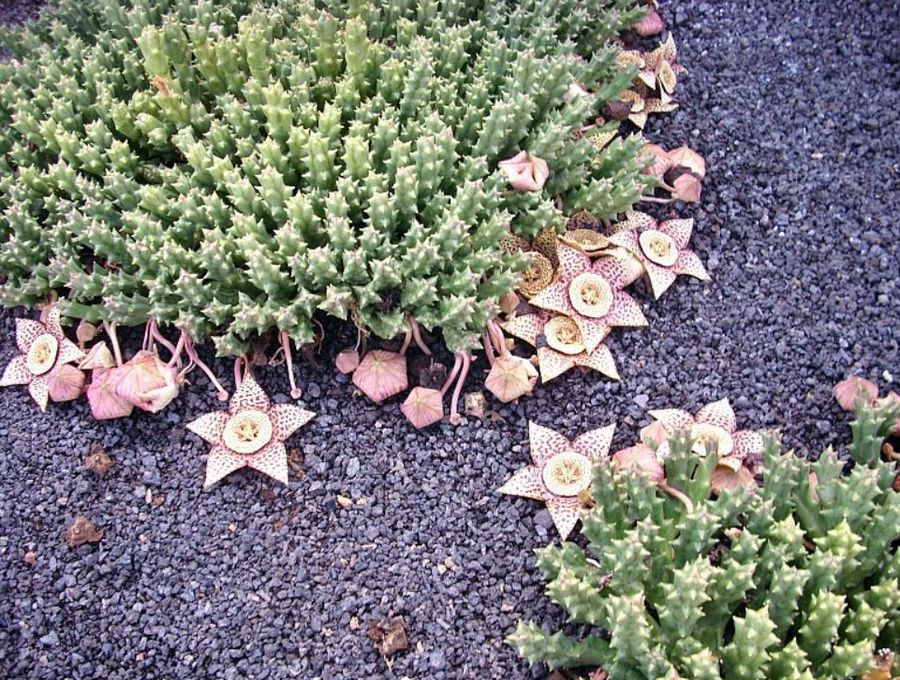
[166,333,186,369]
[441,354,463,398]
[448,351,471,426]
[640,194,674,204]
[103,321,124,367]
[151,324,181,366]
[142,321,152,352]
[408,318,432,355]
[482,332,496,367]
[233,356,245,388]
[280,331,302,399]
[184,336,228,401]
[487,320,510,359]
[398,327,413,355]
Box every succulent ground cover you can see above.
[0,0,707,437]
[509,399,900,678]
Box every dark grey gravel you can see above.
[1,0,899,678]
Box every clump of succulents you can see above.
[0,0,668,423]
[509,400,900,678]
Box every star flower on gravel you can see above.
[186,374,315,488]
[502,313,619,383]
[499,421,615,539]
[608,216,709,298]
[644,398,764,473]
[528,242,648,354]
[0,306,85,411]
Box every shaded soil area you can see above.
[1,0,899,678]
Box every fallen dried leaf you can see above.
[832,375,878,412]
[83,444,114,476]
[64,516,103,547]
[24,550,37,566]
[367,617,409,662]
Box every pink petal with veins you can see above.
[668,146,706,179]
[612,444,665,482]
[87,367,134,420]
[352,350,408,403]
[832,376,878,412]
[401,387,444,429]
[632,9,664,36]
[499,152,550,192]
[47,364,86,402]
[671,173,702,203]
[79,343,115,370]
[335,349,360,374]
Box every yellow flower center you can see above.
[222,409,273,455]
[544,316,585,355]
[689,423,735,457]
[568,272,613,318]
[542,450,592,497]
[26,333,59,376]
[638,229,678,267]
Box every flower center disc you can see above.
[518,252,553,297]
[544,316,585,355]
[638,229,678,267]
[689,423,735,457]
[569,272,613,318]
[26,333,59,376]
[563,228,609,253]
[222,409,273,455]
[542,450,593,497]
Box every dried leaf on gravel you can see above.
[367,617,408,662]
[64,516,103,547]
[24,550,37,566]
[83,444,114,476]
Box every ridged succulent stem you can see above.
[184,335,228,401]
[408,318,431,355]
[448,351,471,426]
[483,332,496,367]
[103,321,124,367]
[441,353,463,398]
[280,331,302,399]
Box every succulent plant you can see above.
[0,0,649,368]
[508,400,900,679]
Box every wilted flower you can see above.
[335,348,360,374]
[832,376,878,412]
[114,350,181,413]
[499,421,615,539]
[646,398,765,473]
[485,355,538,403]
[86,367,134,420]
[47,364,86,403]
[529,243,648,354]
[498,151,550,192]
[186,373,314,488]
[0,306,85,411]
[632,9,664,36]
[608,216,709,298]
[352,350,408,403]
[502,313,620,383]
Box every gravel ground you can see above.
[1,0,899,678]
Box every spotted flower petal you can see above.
[204,446,247,488]
[0,355,32,387]
[230,373,270,413]
[270,403,316,440]
[186,411,229,444]
[545,496,582,539]
[496,466,545,501]
[528,421,571,465]
[15,318,46,354]
[28,377,50,412]
[647,408,696,432]
[245,440,289,486]
[572,423,616,460]
[695,398,738,432]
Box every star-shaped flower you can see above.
[645,398,764,472]
[608,216,709,298]
[499,421,615,539]
[498,151,550,192]
[186,374,315,488]
[529,242,648,355]
[0,306,85,411]
[502,313,619,383]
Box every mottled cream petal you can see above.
[674,250,710,281]
[537,346,576,383]
[528,421,571,466]
[246,441,289,485]
[204,446,247,488]
[660,218,695,249]
[528,281,571,316]
[545,496,583,540]
[501,314,544,347]
[270,404,315,441]
[186,411,229,445]
[647,409,696,433]
[696,398,738,432]
[229,373,270,413]
[574,344,619,380]
[28,376,50,412]
[497,466,546,501]
[644,261,679,299]
[0,355,32,386]
[15,319,45,354]
[573,423,616,462]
